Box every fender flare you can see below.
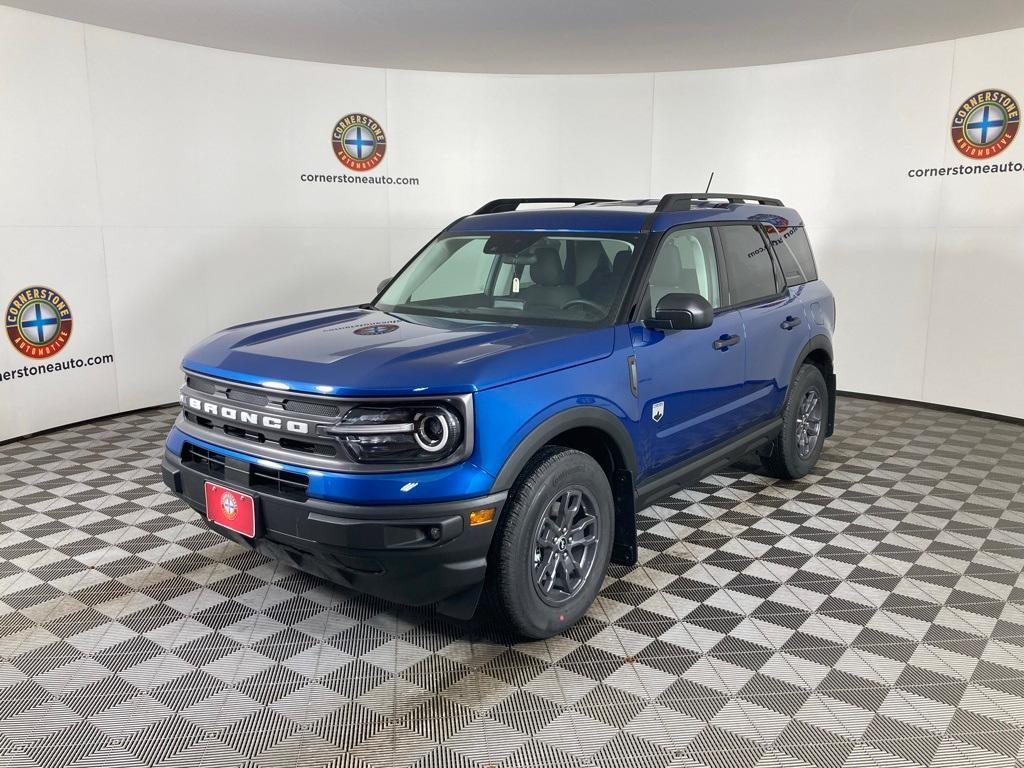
[792,333,836,436]
[489,406,638,493]
[489,405,640,566]
[791,334,833,383]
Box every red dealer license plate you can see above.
[204,481,256,538]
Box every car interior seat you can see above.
[574,241,611,288]
[577,245,611,300]
[582,249,633,307]
[649,241,701,311]
[522,247,580,308]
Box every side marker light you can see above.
[468,508,496,526]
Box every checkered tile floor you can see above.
[2,398,1023,768]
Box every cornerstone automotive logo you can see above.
[302,115,417,186]
[332,113,386,171]
[951,89,1019,159]
[5,286,72,358]
[1,286,114,384]
[353,323,398,336]
[221,493,238,520]
[908,88,1023,180]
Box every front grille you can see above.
[279,437,336,456]
[250,464,309,500]
[225,387,268,407]
[182,443,226,479]
[181,441,309,500]
[186,376,216,395]
[184,411,340,456]
[283,398,340,417]
[180,373,348,464]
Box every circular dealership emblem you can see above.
[332,113,386,171]
[353,323,398,336]
[951,90,1020,159]
[220,492,238,520]
[5,286,73,358]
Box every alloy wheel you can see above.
[795,388,823,459]
[531,487,600,606]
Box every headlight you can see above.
[320,402,465,465]
[413,407,459,453]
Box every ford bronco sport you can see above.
[162,193,836,639]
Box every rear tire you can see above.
[485,446,613,640]
[761,363,828,480]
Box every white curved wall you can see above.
[1,5,1022,441]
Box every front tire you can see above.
[486,446,613,639]
[761,363,828,480]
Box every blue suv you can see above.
[162,193,836,639]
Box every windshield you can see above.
[375,232,639,326]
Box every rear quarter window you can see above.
[764,226,818,285]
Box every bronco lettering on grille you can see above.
[182,395,312,435]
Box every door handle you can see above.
[712,334,740,351]
[780,316,802,330]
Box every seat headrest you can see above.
[530,247,564,287]
[652,243,684,284]
[611,249,632,277]
[575,241,609,283]
[676,235,703,268]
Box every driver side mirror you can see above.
[376,277,390,294]
[646,293,714,331]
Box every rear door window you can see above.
[763,225,818,285]
[718,225,780,306]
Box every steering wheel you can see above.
[561,299,605,314]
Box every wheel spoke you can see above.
[569,514,593,535]
[548,496,564,530]
[561,490,581,528]
[536,551,558,592]
[569,517,597,546]
[564,553,580,582]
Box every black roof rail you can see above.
[472,197,615,215]
[654,192,783,213]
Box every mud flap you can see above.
[611,469,637,566]
[826,372,837,437]
[436,581,484,620]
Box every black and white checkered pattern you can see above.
[1,398,1023,768]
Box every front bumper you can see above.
[162,448,506,618]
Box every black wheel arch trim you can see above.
[489,406,640,568]
[490,406,638,493]
[792,334,836,437]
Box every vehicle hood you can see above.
[182,307,614,396]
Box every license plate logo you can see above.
[204,482,256,538]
